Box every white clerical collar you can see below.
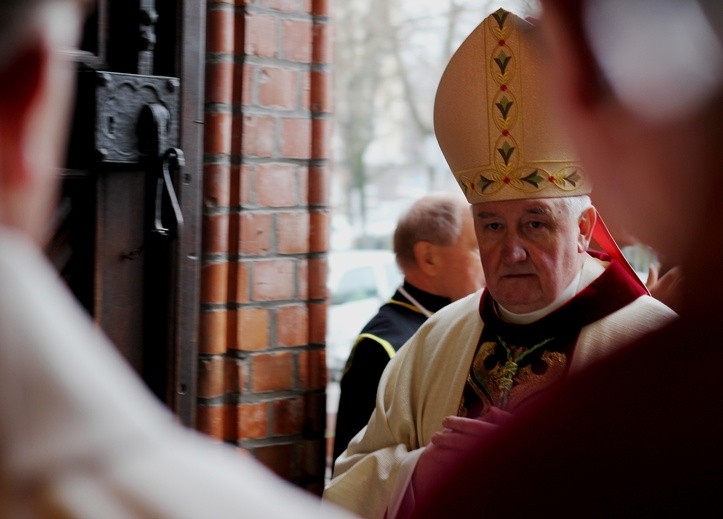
[496,254,606,325]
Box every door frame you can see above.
[171,0,205,427]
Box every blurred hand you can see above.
[410,408,512,499]
[646,264,683,312]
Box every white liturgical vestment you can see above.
[0,229,353,519]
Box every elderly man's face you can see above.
[473,197,587,313]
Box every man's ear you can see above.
[412,241,439,276]
[577,206,597,252]
[0,41,47,190]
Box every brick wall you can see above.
[199,0,332,494]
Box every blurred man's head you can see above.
[0,0,87,243]
[394,192,485,301]
[537,0,723,265]
[434,8,597,313]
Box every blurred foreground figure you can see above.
[416,0,723,516]
[332,192,484,465]
[0,1,351,517]
[323,7,676,518]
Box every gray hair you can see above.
[561,194,593,219]
[393,192,468,270]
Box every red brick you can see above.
[230,113,243,161]
[201,261,229,304]
[312,22,331,64]
[298,349,326,391]
[307,256,327,300]
[308,301,326,344]
[221,404,237,441]
[236,62,253,107]
[272,396,304,436]
[229,260,250,304]
[227,210,240,256]
[277,211,309,254]
[251,351,295,392]
[237,402,270,440]
[198,355,225,398]
[282,19,312,63]
[308,165,329,206]
[297,258,309,299]
[299,166,309,205]
[199,310,228,354]
[233,307,270,351]
[197,404,224,440]
[224,356,247,393]
[204,111,232,155]
[311,117,331,159]
[258,66,298,110]
[276,304,308,347]
[205,60,234,105]
[237,212,272,255]
[256,163,299,208]
[310,70,330,113]
[253,259,296,301]
[309,209,329,253]
[300,70,311,111]
[241,114,275,157]
[203,163,231,209]
[312,0,331,17]
[281,117,311,159]
[202,213,229,254]
[245,13,277,58]
[207,7,235,54]
[253,443,294,479]
[234,164,254,207]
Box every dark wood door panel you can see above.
[94,171,148,373]
[50,0,203,425]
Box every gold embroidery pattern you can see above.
[466,336,568,414]
[456,9,586,200]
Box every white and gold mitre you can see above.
[434,8,591,204]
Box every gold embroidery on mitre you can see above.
[457,164,586,199]
[437,9,590,204]
[489,12,518,176]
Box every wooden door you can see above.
[48,0,204,426]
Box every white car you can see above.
[326,249,403,382]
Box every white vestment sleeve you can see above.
[0,229,355,519]
[323,292,485,518]
[386,447,424,518]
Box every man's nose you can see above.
[501,232,527,263]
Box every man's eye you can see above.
[528,221,543,229]
[487,222,502,231]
